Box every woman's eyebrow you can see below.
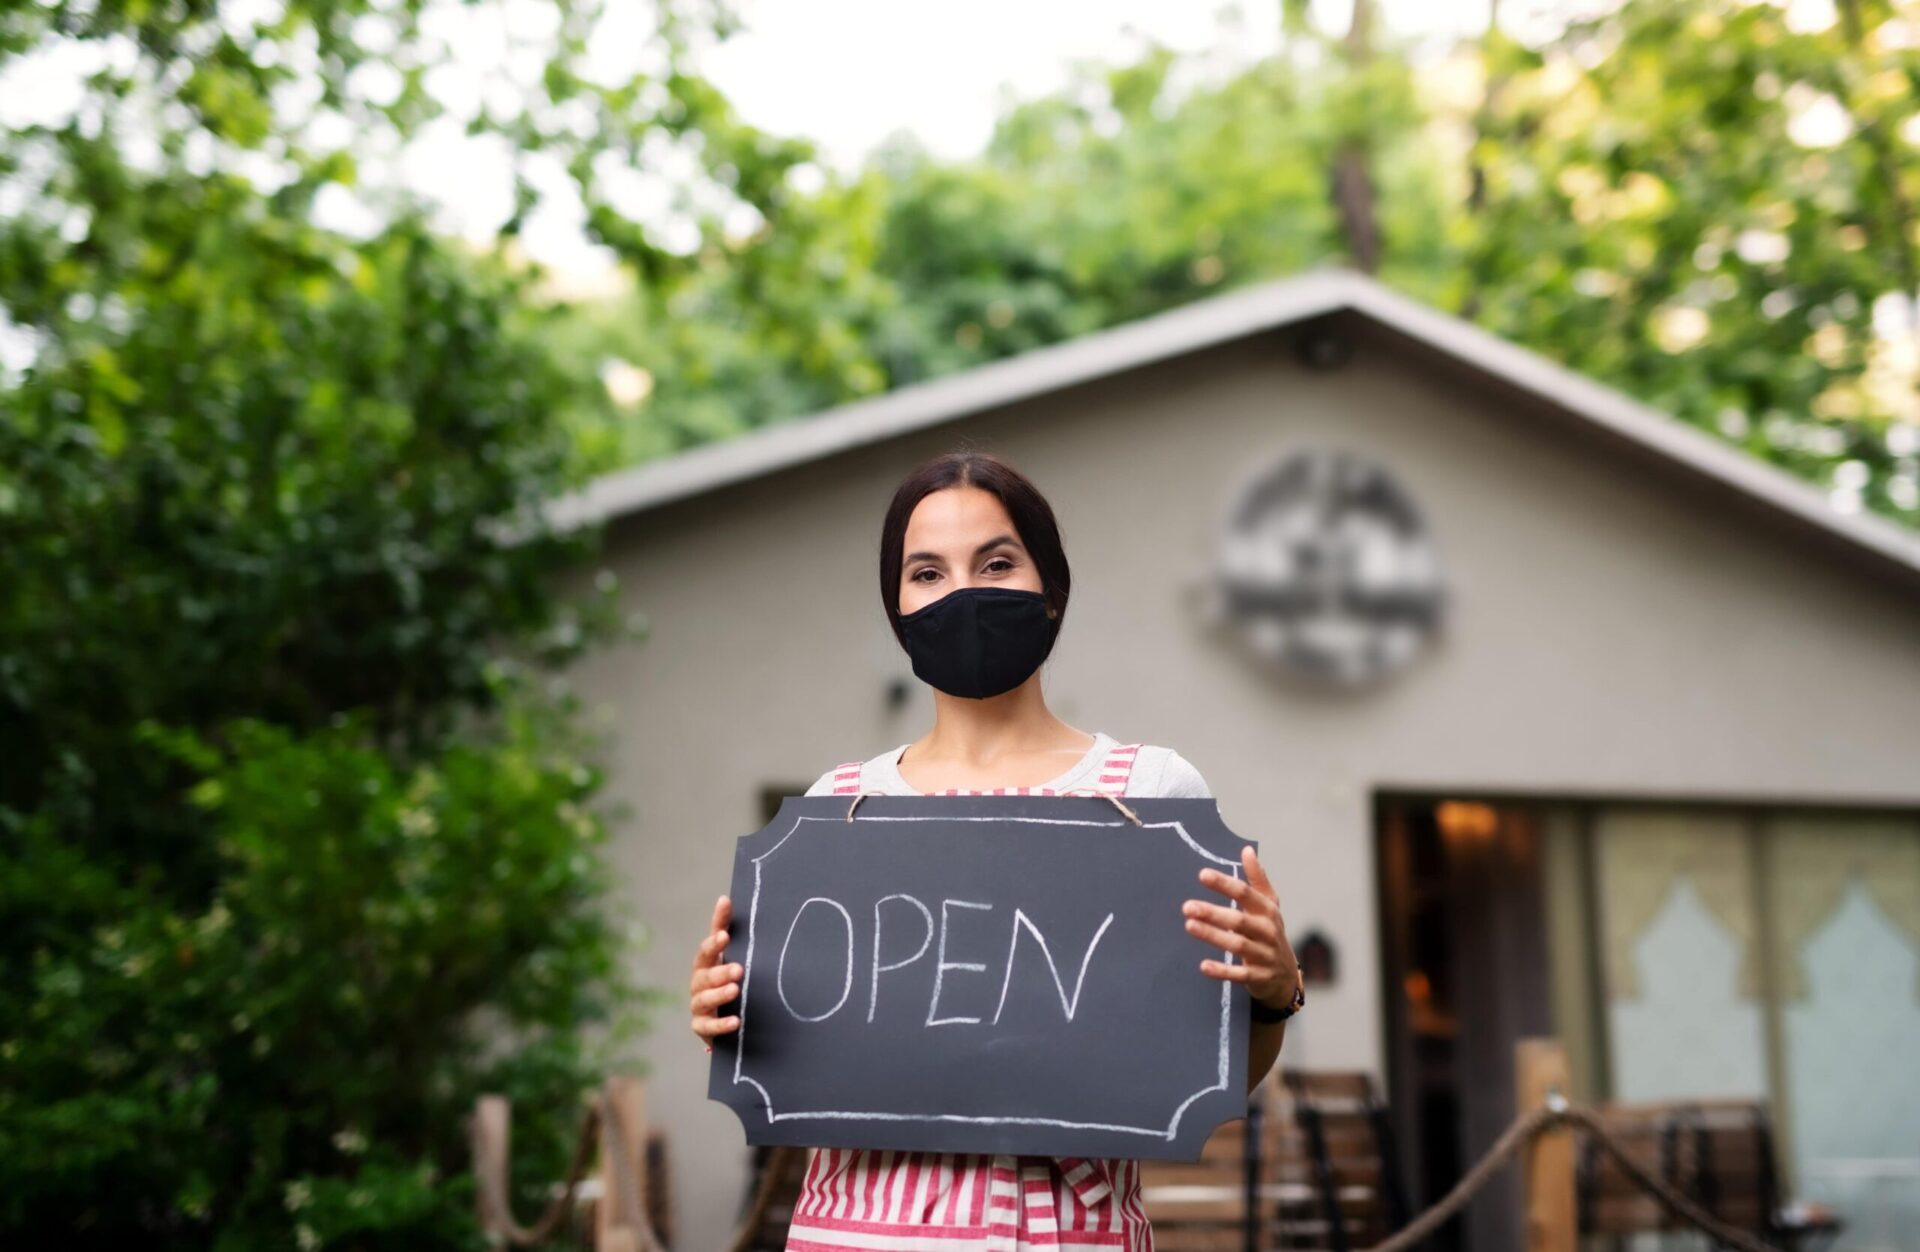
[903,534,1021,565]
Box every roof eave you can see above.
[542,267,1363,532]
[542,266,1920,589]
[1339,279,1920,587]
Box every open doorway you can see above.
[1378,794,1920,1251]
[1375,796,1563,1252]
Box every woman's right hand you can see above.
[690,894,743,1047]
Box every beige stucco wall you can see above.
[561,322,1920,1251]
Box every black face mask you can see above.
[897,586,1058,700]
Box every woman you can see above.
[689,450,1304,1252]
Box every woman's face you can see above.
[897,485,1045,617]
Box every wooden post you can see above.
[1515,1039,1575,1252]
[597,1076,649,1252]
[473,1095,512,1234]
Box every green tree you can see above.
[0,0,757,1244]
[545,1,1919,527]
[1460,0,1920,520]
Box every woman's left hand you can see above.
[1184,845,1300,1012]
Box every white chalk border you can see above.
[728,809,1244,1141]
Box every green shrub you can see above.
[3,695,644,1248]
[1,200,646,1246]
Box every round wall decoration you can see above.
[1212,447,1447,686]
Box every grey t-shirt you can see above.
[805,731,1213,799]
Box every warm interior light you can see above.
[1435,800,1499,841]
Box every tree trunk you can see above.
[1333,0,1382,274]
[1462,0,1506,321]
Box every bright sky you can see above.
[516,0,1530,279]
[578,0,1599,280]
[0,0,1883,379]
[0,0,1580,376]
[703,0,1508,171]
[0,0,1536,282]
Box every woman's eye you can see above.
[912,568,939,582]
[984,558,1014,573]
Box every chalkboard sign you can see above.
[706,794,1254,1161]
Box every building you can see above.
[556,267,1920,1252]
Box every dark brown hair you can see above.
[879,451,1071,651]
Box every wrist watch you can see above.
[1250,964,1306,1023]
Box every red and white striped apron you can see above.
[787,743,1152,1252]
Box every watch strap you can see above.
[1251,965,1306,1023]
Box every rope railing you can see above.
[1358,1094,1786,1252]
[471,1095,600,1246]
[471,1079,666,1252]
[598,1089,666,1252]
[475,1081,1795,1252]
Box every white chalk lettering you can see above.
[925,899,993,1026]
[991,910,1115,1025]
[776,897,854,1022]
[868,894,934,1023]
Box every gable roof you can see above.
[546,265,1920,588]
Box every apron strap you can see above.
[828,761,863,795]
[1096,743,1141,795]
